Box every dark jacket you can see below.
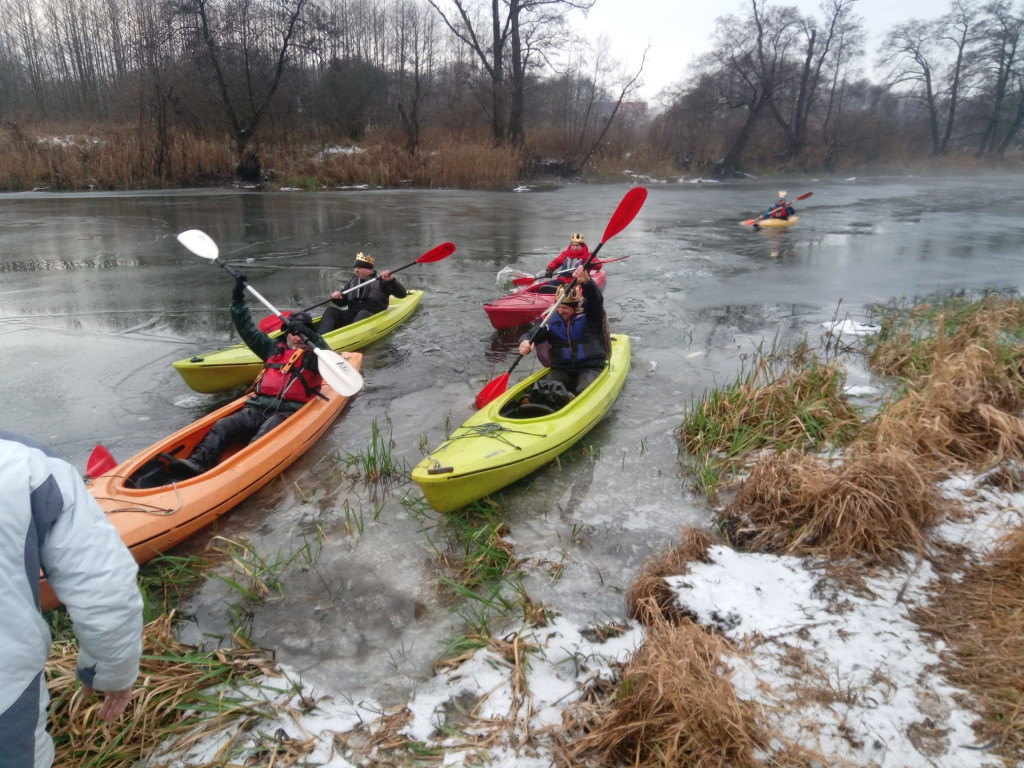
[231,300,328,413]
[521,279,607,372]
[331,272,407,315]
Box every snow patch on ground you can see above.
[822,319,881,335]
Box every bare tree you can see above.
[974,0,1022,154]
[187,0,310,180]
[879,19,944,154]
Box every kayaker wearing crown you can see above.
[518,265,608,395]
[538,233,603,292]
[763,190,795,220]
[319,252,407,333]
[172,275,329,477]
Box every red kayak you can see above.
[484,270,608,330]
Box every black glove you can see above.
[544,268,554,278]
[284,321,309,341]
[232,274,247,303]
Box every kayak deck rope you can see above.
[92,482,184,516]
[436,422,547,453]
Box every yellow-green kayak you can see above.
[173,291,423,393]
[412,334,630,513]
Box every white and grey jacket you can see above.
[0,432,143,768]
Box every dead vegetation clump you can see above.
[915,526,1024,762]
[558,618,765,768]
[867,295,1024,382]
[721,447,944,565]
[47,613,280,768]
[866,343,1024,472]
[626,527,713,626]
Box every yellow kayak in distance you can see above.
[412,335,630,514]
[752,215,799,228]
[173,290,422,393]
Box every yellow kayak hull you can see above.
[754,215,798,228]
[412,335,630,513]
[173,291,422,393]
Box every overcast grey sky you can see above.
[580,0,943,101]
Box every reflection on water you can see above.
[3,176,1024,702]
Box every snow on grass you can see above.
[666,489,1014,768]
[822,318,881,335]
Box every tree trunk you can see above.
[716,96,766,178]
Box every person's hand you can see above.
[331,290,342,300]
[573,265,588,283]
[284,323,310,343]
[544,267,554,278]
[82,685,133,721]
[381,269,393,281]
[518,340,535,356]
[232,274,247,303]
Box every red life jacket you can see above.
[547,245,601,282]
[253,345,323,403]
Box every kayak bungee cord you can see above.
[435,422,548,452]
[93,483,184,516]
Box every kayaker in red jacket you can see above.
[319,252,407,333]
[171,274,329,477]
[518,265,608,395]
[541,233,603,288]
[763,190,795,220]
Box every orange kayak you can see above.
[40,352,362,611]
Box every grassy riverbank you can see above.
[3,121,1019,192]
[574,293,1024,766]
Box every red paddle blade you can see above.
[601,187,648,243]
[86,444,117,478]
[475,373,509,410]
[257,310,291,333]
[512,275,538,286]
[417,242,456,263]
[795,191,813,201]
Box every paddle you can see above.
[741,191,812,226]
[86,444,118,478]
[510,254,632,286]
[258,241,456,332]
[474,187,648,409]
[176,229,364,397]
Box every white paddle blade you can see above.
[177,229,220,260]
[313,348,364,396]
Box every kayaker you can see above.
[0,431,143,768]
[173,275,329,476]
[539,233,602,292]
[762,190,795,221]
[319,252,407,333]
[518,265,608,395]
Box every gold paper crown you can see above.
[555,284,582,306]
[778,190,787,198]
[354,252,375,266]
[570,233,586,245]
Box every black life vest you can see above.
[253,344,323,403]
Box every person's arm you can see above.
[330,288,348,307]
[381,271,407,299]
[230,300,277,361]
[40,457,142,720]
[581,275,604,335]
[545,252,566,277]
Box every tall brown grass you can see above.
[915,526,1024,762]
[558,617,766,768]
[626,527,713,626]
[721,447,944,565]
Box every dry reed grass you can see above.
[47,612,280,768]
[626,527,713,626]
[865,343,1024,472]
[558,617,765,768]
[722,447,944,565]
[868,296,1024,381]
[914,525,1024,762]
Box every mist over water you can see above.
[3,175,1022,702]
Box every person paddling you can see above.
[539,233,603,292]
[172,275,329,476]
[761,190,795,223]
[518,265,608,396]
[319,252,407,333]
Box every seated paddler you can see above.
[319,252,407,333]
